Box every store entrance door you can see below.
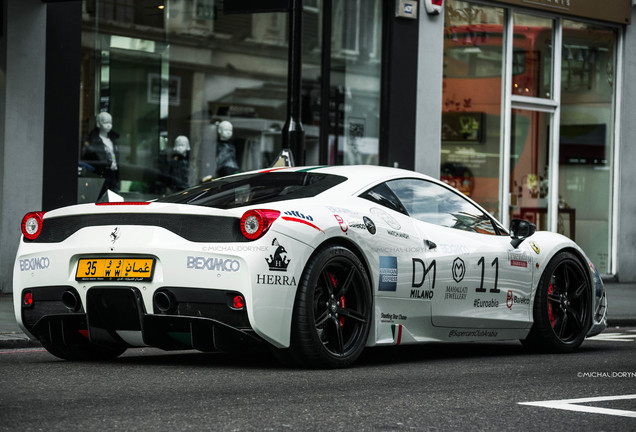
[509,109,555,232]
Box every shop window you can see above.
[511,12,552,98]
[79,1,290,203]
[305,0,383,166]
[441,0,504,217]
[336,0,381,165]
[559,21,617,273]
[78,0,383,204]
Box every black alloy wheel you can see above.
[290,245,371,368]
[523,251,591,353]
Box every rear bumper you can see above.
[21,286,263,352]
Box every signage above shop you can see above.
[224,0,290,14]
[493,0,631,24]
[396,0,419,19]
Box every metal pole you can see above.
[282,0,305,165]
[319,0,332,165]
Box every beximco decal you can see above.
[187,256,240,272]
[19,257,50,271]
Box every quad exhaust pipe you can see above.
[61,289,81,312]
[154,290,178,313]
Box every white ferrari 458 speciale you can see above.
[14,165,607,367]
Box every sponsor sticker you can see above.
[444,286,468,300]
[410,289,434,300]
[256,238,296,285]
[370,207,401,230]
[506,290,530,309]
[19,257,50,271]
[379,256,398,291]
[348,220,368,231]
[363,216,376,235]
[452,257,466,283]
[473,298,499,308]
[187,256,240,272]
[508,250,532,271]
[282,210,323,232]
[380,312,408,323]
[327,206,360,217]
[266,238,290,271]
[334,215,348,234]
[283,210,313,221]
[411,258,435,300]
[448,329,498,338]
[387,230,409,239]
[256,274,297,286]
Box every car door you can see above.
[385,178,534,329]
[357,181,433,341]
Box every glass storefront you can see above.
[442,0,619,273]
[78,0,382,202]
[559,20,617,272]
[441,1,504,217]
[510,109,551,228]
[508,13,555,231]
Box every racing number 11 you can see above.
[476,257,499,293]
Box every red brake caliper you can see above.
[548,282,556,328]
[327,272,345,327]
[339,296,346,327]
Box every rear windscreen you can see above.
[158,171,346,209]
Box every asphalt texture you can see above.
[1,332,635,431]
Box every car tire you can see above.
[41,340,126,361]
[523,251,591,353]
[290,245,372,368]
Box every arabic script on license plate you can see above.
[75,257,155,281]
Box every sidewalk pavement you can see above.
[1,282,634,349]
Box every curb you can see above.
[0,334,42,349]
[606,319,636,328]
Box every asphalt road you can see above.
[1,328,635,432]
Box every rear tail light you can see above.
[232,295,245,310]
[23,291,33,308]
[21,211,45,240]
[240,209,280,240]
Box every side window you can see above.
[386,178,499,235]
[359,182,408,215]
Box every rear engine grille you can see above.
[24,213,246,243]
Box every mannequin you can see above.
[169,135,190,190]
[215,120,239,177]
[82,111,120,196]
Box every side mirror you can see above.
[509,219,536,248]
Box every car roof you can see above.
[241,166,502,227]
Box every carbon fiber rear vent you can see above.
[24,213,247,243]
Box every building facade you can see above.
[1,0,635,294]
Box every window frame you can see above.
[360,177,507,236]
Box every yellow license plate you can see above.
[75,257,155,281]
